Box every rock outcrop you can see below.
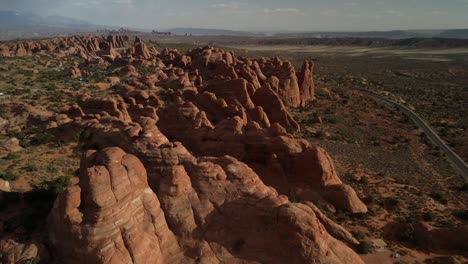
[2,36,368,263]
[49,147,364,264]
[48,147,183,264]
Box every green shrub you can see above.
[4,152,21,160]
[396,227,417,245]
[49,176,72,193]
[0,170,19,181]
[430,191,448,205]
[30,132,53,146]
[360,176,369,185]
[461,182,468,192]
[46,164,59,174]
[25,163,39,172]
[352,231,365,240]
[352,212,369,220]
[335,210,350,222]
[452,210,468,222]
[35,175,72,194]
[423,212,435,222]
[382,197,400,211]
[356,241,373,254]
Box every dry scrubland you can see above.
[222,44,468,161]
[0,36,466,264]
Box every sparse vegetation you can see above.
[0,170,20,181]
[430,191,448,205]
[382,197,401,211]
[352,231,365,240]
[452,209,468,222]
[4,152,21,160]
[356,241,373,254]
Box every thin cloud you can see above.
[430,10,448,15]
[263,8,304,16]
[320,9,338,16]
[210,2,247,10]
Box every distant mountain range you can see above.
[168,28,261,36]
[163,27,468,39]
[1,10,468,41]
[0,10,107,40]
[273,29,468,39]
[0,10,98,29]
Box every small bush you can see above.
[25,163,39,172]
[46,164,59,174]
[335,210,350,222]
[4,152,21,160]
[430,191,448,205]
[363,194,375,205]
[352,213,369,220]
[460,182,468,192]
[49,176,72,193]
[352,231,365,240]
[382,197,400,211]
[360,176,369,185]
[30,132,53,146]
[356,241,373,254]
[0,170,19,181]
[452,210,468,222]
[35,176,72,194]
[423,212,435,222]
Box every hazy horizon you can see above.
[1,0,468,31]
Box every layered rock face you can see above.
[50,146,364,264]
[2,36,367,263]
[48,147,183,264]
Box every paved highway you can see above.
[359,89,468,180]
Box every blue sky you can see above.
[1,0,468,31]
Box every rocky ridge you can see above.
[0,35,368,263]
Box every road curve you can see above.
[358,89,468,180]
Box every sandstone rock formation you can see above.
[49,147,364,264]
[2,36,368,263]
[49,147,183,264]
[298,60,315,105]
